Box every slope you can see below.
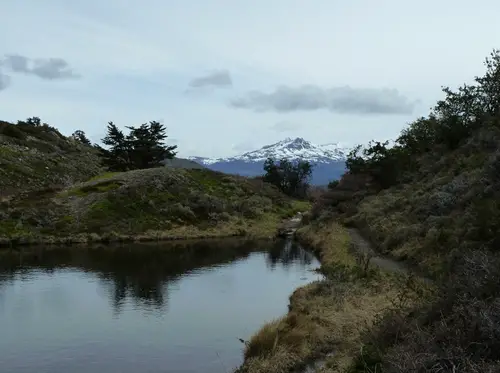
[0,120,103,199]
[307,51,500,372]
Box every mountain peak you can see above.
[190,137,349,165]
[284,137,312,150]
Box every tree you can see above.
[263,158,313,198]
[100,122,132,171]
[72,130,91,145]
[25,117,41,126]
[99,121,177,171]
[327,180,339,190]
[126,121,177,169]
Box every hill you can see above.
[238,50,500,373]
[0,120,306,246]
[0,120,103,199]
[190,137,348,185]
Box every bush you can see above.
[0,122,27,140]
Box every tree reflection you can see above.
[266,239,316,270]
[0,238,263,316]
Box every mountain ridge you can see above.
[189,137,349,185]
[189,137,350,164]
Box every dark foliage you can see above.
[72,130,92,145]
[98,121,177,171]
[263,158,313,198]
[345,49,500,190]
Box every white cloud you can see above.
[1,0,500,158]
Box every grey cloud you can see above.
[2,54,80,80]
[271,120,301,132]
[189,70,232,88]
[230,85,417,115]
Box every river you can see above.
[0,238,322,373]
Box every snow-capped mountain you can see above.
[189,137,350,185]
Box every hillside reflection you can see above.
[0,238,317,315]
[266,239,315,270]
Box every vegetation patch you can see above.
[0,119,102,199]
[0,166,309,246]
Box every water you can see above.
[0,238,322,373]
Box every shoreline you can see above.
[235,220,430,373]
[0,212,306,249]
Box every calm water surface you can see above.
[0,238,321,373]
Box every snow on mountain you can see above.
[190,137,350,165]
[187,138,350,185]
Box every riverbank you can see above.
[236,220,431,373]
[0,210,304,248]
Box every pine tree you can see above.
[72,130,92,145]
[100,122,131,171]
[126,121,177,169]
[99,120,177,171]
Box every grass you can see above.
[0,120,103,199]
[87,172,122,182]
[236,221,427,373]
[0,167,310,247]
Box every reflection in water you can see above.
[1,239,259,316]
[266,239,316,270]
[0,238,321,373]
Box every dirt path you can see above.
[347,228,411,275]
[347,228,433,287]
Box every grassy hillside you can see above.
[0,119,307,246]
[313,53,500,371]
[239,50,500,373]
[0,120,103,199]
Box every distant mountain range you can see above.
[188,137,349,185]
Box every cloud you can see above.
[271,120,301,132]
[230,85,417,115]
[188,70,232,88]
[2,54,80,80]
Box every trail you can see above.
[300,228,432,373]
[347,228,433,284]
[347,228,410,275]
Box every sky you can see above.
[1,0,499,158]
